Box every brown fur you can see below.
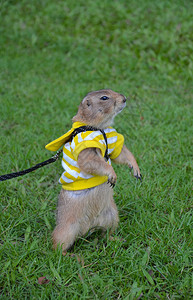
[52,89,141,253]
[52,183,118,251]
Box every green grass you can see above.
[0,0,193,298]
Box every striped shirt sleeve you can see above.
[71,131,107,161]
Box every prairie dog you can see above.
[46,89,141,253]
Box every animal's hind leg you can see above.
[52,189,82,253]
[52,221,80,253]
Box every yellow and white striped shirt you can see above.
[45,122,124,190]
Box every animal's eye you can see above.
[100,96,109,100]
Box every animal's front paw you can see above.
[107,170,117,188]
[133,167,142,181]
[134,172,142,181]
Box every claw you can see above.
[134,171,139,180]
[135,173,142,182]
[107,180,115,188]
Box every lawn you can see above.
[0,0,193,299]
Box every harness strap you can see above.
[70,125,109,161]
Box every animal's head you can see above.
[72,89,126,128]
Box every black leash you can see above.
[0,150,62,182]
[0,126,109,182]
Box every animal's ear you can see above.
[86,99,91,107]
[82,97,92,108]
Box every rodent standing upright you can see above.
[45,89,141,253]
